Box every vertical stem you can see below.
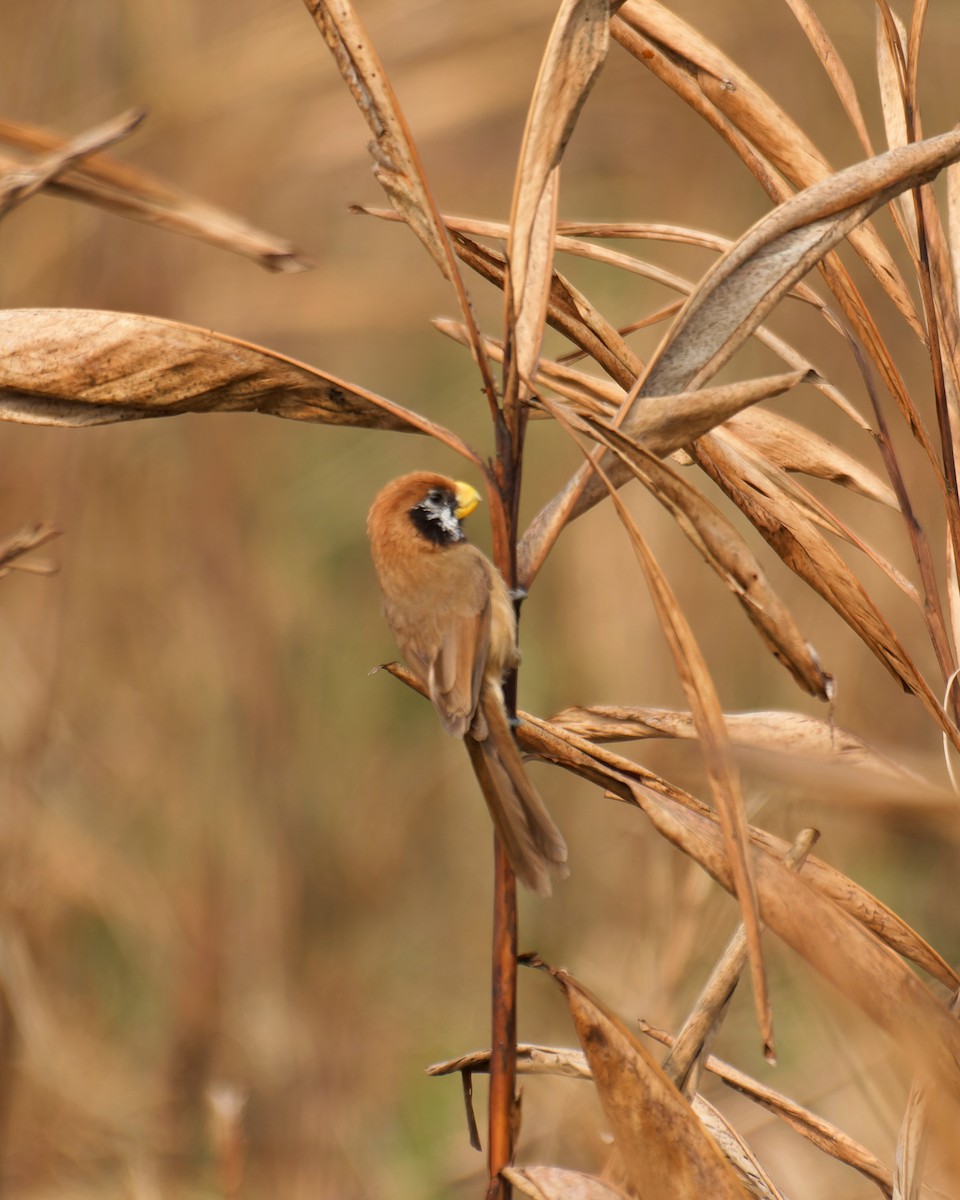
[487,837,518,1198]
[486,413,521,1198]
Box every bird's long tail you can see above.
[469,688,568,896]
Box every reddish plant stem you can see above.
[487,836,518,1198]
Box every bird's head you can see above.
[393,473,481,547]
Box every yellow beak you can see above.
[453,481,481,520]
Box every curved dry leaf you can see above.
[505,0,609,415]
[0,116,309,273]
[638,1024,896,1196]
[691,430,957,744]
[520,131,960,583]
[0,109,145,219]
[303,0,496,404]
[385,661,960,990]
[550,705,917,781]
[0,309,477,459]
[616,0,923,338]
[781,0,874,158]
[722,407,898,507]
[548,966,750,1199]
[585,459,773,1058]
[504,1166,632,1200]
[570,418,832,699]
[692,1095,787,1200]
[624,777,960,1103]
[518,709,960,989]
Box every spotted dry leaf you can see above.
[0,309,477,461]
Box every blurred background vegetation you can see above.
[2,0,960,1196]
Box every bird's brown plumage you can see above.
[367,471,568,895]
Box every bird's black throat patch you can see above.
[409,489,466,546]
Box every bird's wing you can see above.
[430,600,491,736]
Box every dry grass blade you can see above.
[0,309,477,460]
[543,964,751,1198]
[0,522,61,579]
[504,0,610,417]
[692,430,958,746]
[615,0,923,339]
[0,108,144,219]
[692,1095,787,1200]
[450,232,641,388]
[781,0,874,157]
[893,1081,927,1200]
[875,8,917,254]
[0,117,309,272]
[638,1025,895,1197]
[616,778,960,1103]
[503,1166,632,1200]
[566,415,831,699]
[663,831,818,1098]
[303,0,497,406]
[585,452,774,1058]
[722,408,898,507]
[520,131,960,582]
[550,705,918,782]
[386,662,956,988]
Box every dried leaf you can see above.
[0,108,144,219]
[622,777,960,1103]
[583,454,774,1058]
[692,430,956,746]
[0,117,309,272]
[567,417,832,699]
[638,1025,895,1196]
[722,407,898,507]
[0,309,477,461]
[303,0,497,403]
[550,705,917,781]
[520,130,960,584]
[504,1166,632,1200]
[504,0,609,415]
[781,0,874,158]
[615,0,923,338]
[549,966,750,1199]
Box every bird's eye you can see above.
[427,489,442,504]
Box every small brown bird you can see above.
[367,471,568,895]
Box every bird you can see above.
[367,471,568,896]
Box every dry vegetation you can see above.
[2,0,960,1197]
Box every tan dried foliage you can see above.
[520,129,960,583]
[0,115,310,272]
[504,0,609,415]
[504,1165,632,1200]
[547,965,750,1199]
[0,309,477,460]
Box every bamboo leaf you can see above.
[0,309,477,460]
